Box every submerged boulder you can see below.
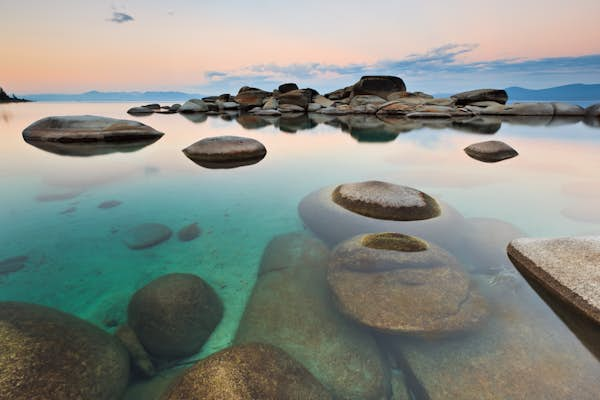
[352,76,407,99]
[22,115,164,143]
[451,89,508,105]
[464,140,518,162]
[0,302,130,400]
[0,255,28,275]
[332,181,441,221]
[115,324,156,377]
[328,234,487,336]
[161,343,332,400]
[177,222,201,242]
[123,223,172,250]
[182,136,267,169]
[128,273,223,359]
[235,233,392,400]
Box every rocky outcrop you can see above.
[235,233,392,400]
[161,343,332,400]
[0,302,129,400]
[463,140,519,162]
[0,87,29,103]
[127,273,223,359]
[182,135,267,168]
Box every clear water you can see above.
[1,102,600,398]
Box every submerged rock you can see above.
[177,222,201,242]
[508,236,600,325]
[123,223,172,250]
[352,76,407,99]
[115,324,156,377]
[464,140,518,162]
[128,273,223,358]
[22,115,164,143]
[162,343,332,400]
[0,302,130,400]
[332,181,441,221]
[328,234,487,336]
[0,255,28,275]
[98,200,122,209]
[451,88,508,105]
[182,136,267,169]
[235,233,392,400]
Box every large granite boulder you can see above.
[22,115,164,144]
[325,85,353,100]
[278,82,299,93]
[349,95,387,107]
[235,233,393,400]
[464,140,518,162]
[278,89,313,109]
[352,76,407,99]
[0,302,130,400]
[127,106,154,115]
[508,236,600,325]
[178,99,209,113]
[468,102,555,116]
[161,343,332,400]
[451,89,508,105]
[127,273,223,358]
[332,181,441,221]
[328,234,487,336]
[551,102,585,116]
[182,136,267,169]
[123,223,173,250]
[234,87,272,110]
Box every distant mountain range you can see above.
[17,83,600,102]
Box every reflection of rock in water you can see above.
[235,232,394,400]
[25,137,162,157]
[236,114,272,129]
[277,113,317,133]
[180,112,207,123]
[452,116,502,134]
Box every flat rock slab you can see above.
[182,136,267,169]
[464,140,518,162]
[22,115,164,143]
[508,236,600,325]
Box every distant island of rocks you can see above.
[0,87,30,103]
[126,76,600,121]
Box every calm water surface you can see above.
[1,102,600,398]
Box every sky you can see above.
[1,0,600,95]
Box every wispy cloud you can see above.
[108,11,134,24]
[197,44,600,94]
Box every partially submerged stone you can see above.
[182,136,267,169]
[123,223,172,250]
[464,140,518,162]
[451,88,508,105]
[128,273,223,359]
[22,115,164,144]
[332,181,441,221]
[161,343,332,400]
[508,236,600,325]
[235,233,392,399]
[328,234,487,335]
[178,99,208,113]
[127,106,154,115]
[0,302,130,400]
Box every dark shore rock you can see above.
[0,255,28,275]
[127,106,154,115]
[177,222,201,242]
[278,83,299,93]
[0,302,130,400]
[98,200,122,209]
[298,185,467,251]
[324,85,353,100]
[332,181,441,221]
[464,140,518,162]
[127,273,223,358]
[0,87,29,103]
[22,115,164,144]
[182,136,267,169]
[115,324,156,377]
[451,89,508,105]
[508,236,600,326]
[161,343,332,400]
[235,233,393,400]
[123,223,172,250]
[328,234,487,336]
[352,76,407,99]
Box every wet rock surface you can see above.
[328,234,488,335]
[161,343,333,400]
[182,136,267,169]
[127,273,223,359]
[123,223,172,250]
[464,140,518,162]
[332,181,441,221]
[235,233,392,400]
[0,302,130,400]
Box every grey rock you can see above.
[464,140,518,162]
[452,89,508,105]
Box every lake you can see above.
[1,102,599,399]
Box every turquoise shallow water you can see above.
[2,102,600,398]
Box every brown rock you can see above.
[352,76,407,99]
[161,343,332,400]
[451,89,508,105]
[182,136,267,169]
[115,324,156,377]
[278,89,313,109]
[464,140,518,162]
[234,88,272,110]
